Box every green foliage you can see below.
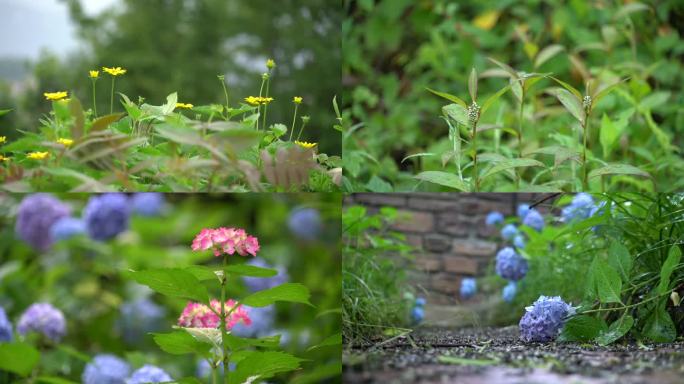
[342,205,415,345]
[343,0,684,192]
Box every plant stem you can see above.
[220,255,229,384]
[581,288,676,315]
[472,120,479,192]
[212,362,218,384]
[221,79,230,114]
[91,80,97,117]
[582,117,589,190]
[516,90,524,189]
[296,118,308,141]
[289,104,299,141]
[262,75,271,130]
[110,77,115,114]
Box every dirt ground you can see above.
[343,326,684,384]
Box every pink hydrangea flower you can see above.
[191,227,259,257]
[177,300,251,330]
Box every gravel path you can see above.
[343,327,684,383]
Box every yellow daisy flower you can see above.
[294,140,317,149]
[266,59,276,69]
[0,136,6,144]
[44,91,68,101]
[0,155,10,162]
[89,70,100,79]
[245,96,261,106]
[27,151,49,160]
[176,102,194,109]
[56,138,74,147]
[293,96,303,104]
[102,66,127,76]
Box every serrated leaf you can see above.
[152,331,212,356]
[230,351,306,384]
[128,268,209,303]
[549,88,584,123]
[608,243,632,282]
[468,68,478,102]
[643,306,676,343]
[588,163,650,179]
[596,315,633,346]
[480,158,544,180]
[657,246,681,294]
[534,44,565,68]
[414,171,469,192]
[224,334,282,350]
[594,259,622,303]
[427,88,467,108]
[0,343,40,376]
[241,283,312,307]
[560,315,604,342]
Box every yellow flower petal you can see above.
[293,96,303,104]
[294,140,317,149]
[44,91,68,101]
[56,138,74,147]
[89,70,100,79]
[0,136,6,144]
[176,102,194,109]
[266,59,276,69]
[102,66,127,76]
[27,151,49,160]
[473,10,500,31]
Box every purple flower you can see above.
[522,209,544,232]
[17,303,66,342]
[513,234,526,249]
[501,224,518,240]
[15,194,70,251]
[50,217,86,241]
[502,281,517,303]
[411,306,424,324]
[231,305,275,338]
[561,193,595,222]
[495,247,528,281]
[485,211,504,226]
[460,278,477,299]
[519,296,575,342]
[84,193,130,241]
[82,354,131,384]
[130,193,165,217]
[517,204,530,220]
[127,365,172,384]
[0,306,12,342]
[242,258,289,292]
[288,207,322,240]
[119,298,165,344]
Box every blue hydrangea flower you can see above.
[522,209,544,232]
[0,306,13,342]
[485,211,504,226]
[119,298,165,344]
[561,193,595,222]
[231,305,275,338]
[517,204,530,220]
[82,354,131,384]
[495,247,528,281]
[130,193,165,217]
[17,303,66,342]
[15,193,71,251]
[519,296,575,342]
[501,224,518,240]
[513,234,526,249]
[460,278,477,299]
[411,306,424,324]
[288,207,322,240]
[502,281,517,303]
[242,258,289,292]
[415,297,426,307]
[127,365,172,384]
[50,217,86,241]
[84,193,130,241]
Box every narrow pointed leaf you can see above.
[487,57,518,78]
[469,68,478,102]
[414,171,469,192]
[588,163,650,179]
[549,76,583,100]
[481,83,513,115]
[534,44,565,68]
[427,88,467,108]
[549,88,584,123]
[593,78,628,103]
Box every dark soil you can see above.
[343,326,684,384]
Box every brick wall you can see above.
[344,193,555,304]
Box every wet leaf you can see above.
[596,315,634,346]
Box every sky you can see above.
[0,0,118,60]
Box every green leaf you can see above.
[426,88,467,108]
[224,334,282,350]
[549,88,584,123]
[414,171,469,192]
[480,158,545,180]
[35,377,79,384]
[90,113,126,132]
[643,306,676,343]
[588,163,650,180]
[468,68,478,102]
[584,257,598,300]
[152,331,212,356]
[437,356,498,366]
[596,315,634,346]
[657,246,681,294]
[0,109,12,117]
[128,268,209,303]
[560,315,604,342]
[241,283,312,307]
[525,146,579,168]
[549,76,583,101]
[593,78,629,104]
[608,242,632,282]
[599,114,622,158]
[614,2,651,20]
[481,82,513,115]
[401,152,434,164]
[486,57,518,78]
[534,44,564,68]
[230,351,306,384]
[366,175,393,192]
[443,103,469,126]
[0,342,40,377]
[639,91,670,110]
[594,259,622,303]
[307,332,342,351]
[69,98,85,140]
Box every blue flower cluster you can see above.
[82,354,131,384]
[15,193,71,251]
[17,302,66,342]
[513,234,526,249]
[522,208,544,232]
[485,211,504,226]
[502,281,517,303]
[84,193,130,241]
[519,296,575,342]
[50,217,86,241]
[411,297,426,324]
[288,207,322,240]
[231,305,275,338]
[127,365,172,384]
[501,224,518,240]
[130,193,165,217]
[460,278,477,299]
[561,193,596,222]
[119,298,165,344]
[517,204,530,220]
[242,258,289,292]
[495,247,528,281]
[0,306,12,342]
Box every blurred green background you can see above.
[343,0,684,191]
[0,0,341,155]
[0,193,341,383]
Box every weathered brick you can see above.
[431,273,460,294]
[351,193,407,207]
[407,197,460,211]
[414,254,442,272]
[436,213,469,237]
[443,256,479,274]
[423,234,452,252]
[405,234,423,248]
[391,210,434,232]
[452,239,498,258]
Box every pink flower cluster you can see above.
[191,227,260,257]
[177,299,252,330]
